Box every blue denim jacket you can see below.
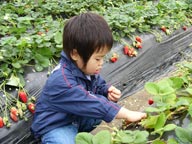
[31,51,121,138]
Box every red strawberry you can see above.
[110,57,117,63]
[123,45,129,55]
[10,107,18,116]
[148,99,154,105]
[135,36,142,43]
[10,113,18,122]
[0,117,4,128]
[28,103,35,114]
[182,26,187,31]
[18,91,28,103]
[161,26,167,32]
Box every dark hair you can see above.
[63,12,113,66]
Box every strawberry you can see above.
[0,117,4,128]
[127,47,137,57]
[28,103,35,114]
[161,26,167,32]
[110,57,117,63]
[135,36,142,43]
[148,99,154,105]
[123,45,129,55]
[10,107,18,116]
[45,28,49,32]
[18,91,28,103]
[37,31,43,35]
[10,113,18,122]
[182,26,187,31]
[110,53,118,63]
[135,42,142,49]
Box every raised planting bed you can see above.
[0,27,192,143]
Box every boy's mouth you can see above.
[95,70,100,74]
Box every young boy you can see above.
[31,12,146,144]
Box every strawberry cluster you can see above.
[123,45,137,57]
[160,26,172,35]
[18,90,36,114]
[0,90,36,128]
[109,36,144,62]
[134,36,142,49]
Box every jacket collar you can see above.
[60,51,96,80]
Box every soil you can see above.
[91,89,151,134]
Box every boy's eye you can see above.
[96,58,100,61]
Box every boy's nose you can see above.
[99,59,104,66]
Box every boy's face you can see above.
[72,47,109,75]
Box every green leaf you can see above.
[75,132,93,144]
[54,31,62,44]
[167,138,178,144]
[12,62,21,69]
[145,82,159,95]
[175,127,192,143]
[36,47,53,58]
[157,79,175,95]
[152,140,166,144]
[6,74,20,87]
[118,130,133,143]
[186,87,192,95]
[139,115,159,129]
[176,98,190,107]
[92,130,111,144]
[133,130,149,144]
[162,93,177,105]
[188,104,192,117]
[183,63,192,72]
[35,53,50,68]
[145,107,162,113]
[154,113,166,130]
[163,124,177,131]
[34,64,43,72]
[169,77,184,90]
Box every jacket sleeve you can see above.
[95,75,111,97]
[42,67,121,123]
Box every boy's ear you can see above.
[70,49,80,61]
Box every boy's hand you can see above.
[108,86,121,102]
